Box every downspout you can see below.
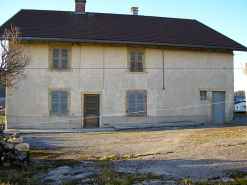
[79,45,82,127]
[5,73,7,130]
[162,49,165,90]
[103,47,105,89]
[79,45,81,89]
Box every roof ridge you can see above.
[19,9,196,21]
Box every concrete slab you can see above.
[114,122,202,131]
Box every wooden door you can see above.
[84,95,100,128]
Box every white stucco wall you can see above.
[243,63,247,102]
[6,43,234,128]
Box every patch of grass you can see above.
[99,153,146,161]
[37,154,58,159]
[93,161,162,185]
[182,179,193,185]
[0,115,5,126]
[62,179,85,185]
[29,149,58,159]
[235,178,247,185]
[0,164,43,185]
[229,171,247,185]
[229,171,247,179]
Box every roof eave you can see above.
[2,37,247,51]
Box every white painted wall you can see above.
[7,43,234,128]
[234,102,246,112]
[243,63,247,103]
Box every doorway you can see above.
[212,91,225,123]
[84,94,100,128]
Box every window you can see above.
[50,90,68,115]
[51,48,69,70]
[200,91,207,100]
[126,91,147,116]
[129,51,144,72]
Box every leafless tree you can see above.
[0,25,30,90]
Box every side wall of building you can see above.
[6,43,234,128]
[243,63,247,115]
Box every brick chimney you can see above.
[75,0,86,13]
[130,7,139,15]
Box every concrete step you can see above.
[114,122,202,131]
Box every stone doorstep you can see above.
[114,122,202,131]
[3,122,204,133]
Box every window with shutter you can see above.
[128,92,145,115]
[129,50,144,72]
[51,91,59,114]
[60,91,68,114]
[51,48,69,70]
[50,90,68,115]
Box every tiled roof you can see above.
[0,9,246,51]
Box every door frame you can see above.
[81,91,102,128]
[212,91,226,123]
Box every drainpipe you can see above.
[162,49,165,90]
[79,45,81,89]
[5,72,7,130]
[103,47,105,89]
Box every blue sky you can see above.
[0,0,246,91]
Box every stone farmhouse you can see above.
[0,0,246,129]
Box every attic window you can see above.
[51,48,70,70]
[129,50,144,72]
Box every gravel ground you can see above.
[22,122,247,182]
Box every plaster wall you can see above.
[7,43,234,128]
[243,63,247,102]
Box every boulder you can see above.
[8,136,23,144]
[2,150,30,162]
[14,143,29,152]
[0,128,4,138]
[5,142,15,149]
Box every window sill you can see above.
[49,114,69,116]
[49,69,71,72]
[127,70,146,74]
[126,115,146,117]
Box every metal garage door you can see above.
[212,91,225,123]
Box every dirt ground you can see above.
[19,121,247,184]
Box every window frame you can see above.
[50,46,71,71]
[127,48,146,74]
[126,90,147,117]
[49,88,71,116]
[200,91,207,101]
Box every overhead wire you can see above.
[8,100,241,128]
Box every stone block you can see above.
[5,142,15,149]
[8,136,23,144]
[14,143,29,152]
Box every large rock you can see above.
[2,150,30,162]
[14,143,29,152]
[8,136,23,144]
[0,128,4,139]
[5,142,15,149]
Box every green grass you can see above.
[94,161,162,185]
[0,164,42,185]
[0,115,5,126]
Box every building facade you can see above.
[6,43,235,128]
[1,0,246,128]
